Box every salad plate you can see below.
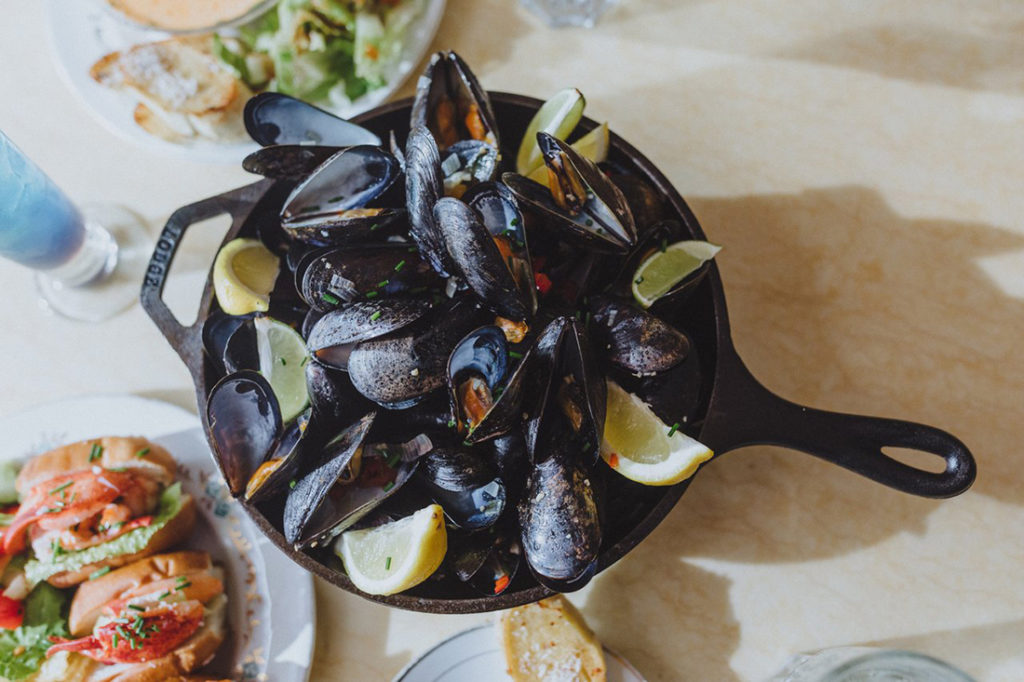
[393,625,647,682]
[0,394,315,682]
[46,0,446,163]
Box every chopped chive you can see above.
[112,633,119,648]
[377,279,390,288]
[370,223,381,231]
[508,351,523,359]
[301,356,309,366]
[585,219,594,227]
[89,443,103,462]
[366,290,380,299]
[510,218,520,227]
[48,481,73,495]
[175,576,188,584]
[385,451,401,468]
[289,479,297,489]
[382,481,395,492]
[394,259,406,272]
[280,357,287,366]
[408,246,419,253]
[134,447,150,458]
[128,605,145,612]
[581,442,592,452]
[385,556,392,570]
[175,581,192,592]
[157,591,171,600]
[326,195,346,203]
[634,276,644,284]
[660,238,668,253]
[298,204,321,214]
[447,419,456,428]
[369,310,382,321]
[667,422,680,437]
[321,292,340,305]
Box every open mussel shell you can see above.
[306,359,374,428]
[283,412,376,546]
[611,173,669,235]
[207,370,283,497]
[244,92,381,147]
[202,311,255,375]
[307,299,433,369]
[464,181,537,316]
[440,140,499,196]
[411,50,499,151]
[522,317,607,466]
[242,145,344,180]
[405,126,453,277]
[519,446,601,592]
[245,408,312,504]
[434,197,529,321]
[449,529,521,596]
[503,133,637,253]
[415,448,506,530]
[281,146,404,240]
[298,434,429,549]
[299,246,439,312]
[588,295,690,375]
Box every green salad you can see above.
[0,583,68,682]
[214,0,429,106]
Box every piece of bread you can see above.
[46,495,197,589]
[90,37,251,142]
[500,595,607,682]
[16,436,176,495]
[69,551,216,636]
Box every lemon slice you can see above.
[631,240,721,309]
[516,88,586,175]
[335,504,447,595]
[212,238,280,315]
[255,317,310,423]
[601,380,713,486]
[526,122,610,186]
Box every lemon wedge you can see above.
[516,88,586,175]
[631,240,721,309]
[335,504,447,596]
[255,317,310,423]
[601,380,712,486]
[526,122,610,186]
[212,238,280,315]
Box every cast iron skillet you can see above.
[141,93,976,613]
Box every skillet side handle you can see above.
[140,180,275,369]
[701,342,976,498]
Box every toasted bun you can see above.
[16,437,176,495]
[500,595,607,682]
[70,551,214,636]
[46,494,197,589]
[82,593,228,682]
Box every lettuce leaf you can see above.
[24,484,186,586]
[0,583,68,681]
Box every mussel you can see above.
[519,446,601,591]
[588,295,690,375]
[449,529,521,596]
[245,408,312,504]
[280,146,406,246]
[244,92,381,147]
[411,51,499,152]
[504,133,637,253]
[207,370,282,497]
[415,448,506,530]
[405,126,453,277]
[299,245,440,312]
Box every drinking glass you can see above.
[520,0,617,28]
[766,647,976,682]
[0,130,149,322]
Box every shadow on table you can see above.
[647,184,1024,565]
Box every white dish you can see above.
[0,394,315,682]
[46,0,447,164]
[394,624,647,682]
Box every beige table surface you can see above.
[2,1,1023,680]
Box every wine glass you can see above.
[0,129,150,322]
[520,0,617,28]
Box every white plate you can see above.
[46,0,447,164]
[0,394,315,682]
[394,624,648,682]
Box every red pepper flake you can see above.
[608,453,619,468]
[364,44,379,61]
[534,272,553,295]
[493,575,510,594]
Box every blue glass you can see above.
[0,130,85,270]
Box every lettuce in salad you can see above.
[216,0,428,106]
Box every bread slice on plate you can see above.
[500,594,607,682]
[90,36,251,143]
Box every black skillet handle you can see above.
[700,339,976,498]
[140,180,275,369]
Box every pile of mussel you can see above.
[205,52,709,598]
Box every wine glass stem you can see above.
[45,219,119,287]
